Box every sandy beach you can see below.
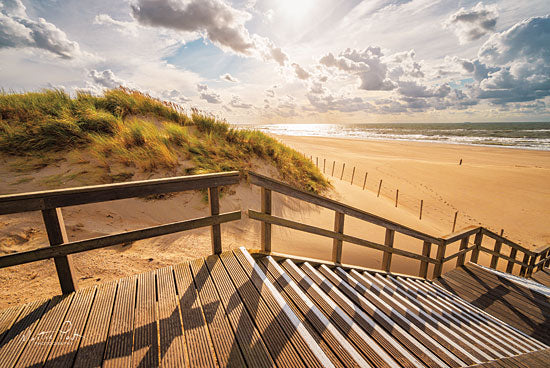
[1,136,549,308]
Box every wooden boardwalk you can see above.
[436,263,550,345]
[0,249,547,368]
[531,268,550,287]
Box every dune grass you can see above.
[0,88,329,193]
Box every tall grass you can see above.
[0,88,330,193]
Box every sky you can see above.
[1,0,549,124]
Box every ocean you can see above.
[241,122,550,151]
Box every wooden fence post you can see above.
[519,252,530,276]
[433,241,446,278]
[209,187,222,254]
[323,158,326,173]
[377,180,382,197]
[332,212,345,263]
[316,157,318,167]
[260,187,272,252]
[456,236,470,267]
[362,172,368,190]
[419,200,423,220]
[470,231,483,264]
[340,163,346,180]
[331,161,335,176]
[42,208,77,294]
[506,247,518,273]
[395,190,399,207]
[452,211,458,232]
[489,229,504,269]
[526,253,537,278]
[382,229,395,272]
[351,167,355,185]
[419,241,431,278]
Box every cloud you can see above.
[478,15,550,64]
[131,0,289,66]
[292,63,310,80]
[89,69,125,89]
[197,83,222,104]
[474,15,550,104]
[94,14,138,36]
[265,88,275,98]
[229,96,252,108]
[0,0,83,59]
[397,80,450,98]
[221,73,238,82]
[307,92,373,113]
[161,89,191,104]
[320,47,396,91]
[445,2,498,44]
[131,0,254,54]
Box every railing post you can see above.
[506,247,518,273]
[456,236,470,267]
[519,252,530,277]
[540,248,550,270]
[260,187,272,252]
[470,231,483,264]
[208,186,222,254]
[332,212,344,263]
[41,208,77,294]
[433,241,446,278]
[526,254,537,278]
[382,229,395,272]
[489,229,504,269]
[419,241,431,278]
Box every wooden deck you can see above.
[531,268,550,287]
[436,263,550,345]
[0,249,547,368]
[466,347,550,367]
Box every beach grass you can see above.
[0,88,329,193]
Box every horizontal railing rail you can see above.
[0,171,242,294]
[1,170,547,294]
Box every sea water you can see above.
[241,122,550,151]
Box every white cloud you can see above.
[292,63,310,80]
[89,69,125,89]
[221,73,239,82]
[229,96,252,108]
[94,14,138,36]
[444,2,498,44]
[197,83,222,104]
[320,47,396,91]
[0,0,83,59]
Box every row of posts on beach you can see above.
[309,154,464,233]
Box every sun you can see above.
[277,0,315,20]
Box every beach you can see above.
[273,135,550,252]
[1,134,549,308]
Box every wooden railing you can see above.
[247,172,550,279]
[0,172,241,294]
[0,170,548,295]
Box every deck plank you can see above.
[531,268,550,287]
[44,286,96,368]
[133,271,159,367]
[205,254,274,368]
[0,306,24,346]
[0,299,50,368]
[156,266,187,367]
[173,262,216,368]
[72,281,117,368]
[190,257,246,367]
[103,276,137,368]
[15,294,74,368]
[220,250,308,368]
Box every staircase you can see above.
[1,247,548,367]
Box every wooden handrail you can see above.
[0,171,240,215]
[248,171,441,244]
[0,212,241,269]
